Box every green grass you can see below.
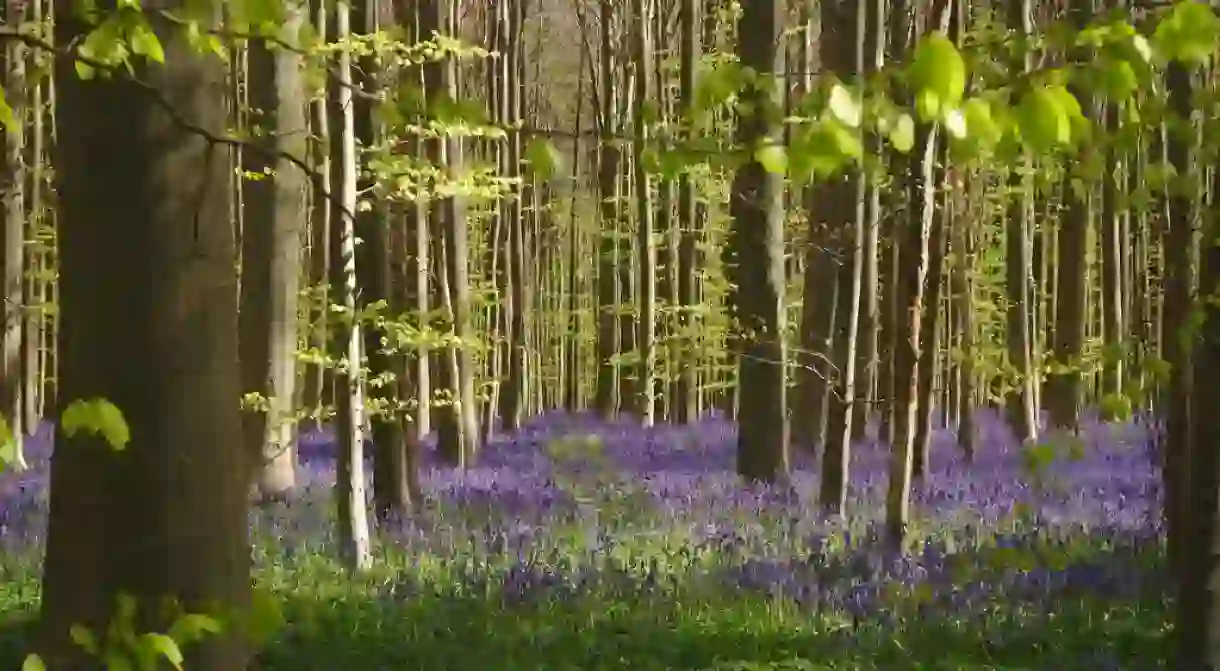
[0,544,1170,670]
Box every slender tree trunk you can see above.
[886,0,952,547]
[499,0,528,431]
[1,0,25,468]
[913,186,947,479]
[1004,0,1038,444]
[818,0,865,515]
[1044,0,1092,432]
[952,171,976,460]
[594,0,622,418]
[1164,60,1197,574]
[633,0,657,426]
[331,0,372,571]
[302,0,332,430]
[424,0,479,464]
[674,0,701,424]
[1100,97,1124,398]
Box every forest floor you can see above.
[0,411,1168,669]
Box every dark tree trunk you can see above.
[40,5,251,668]
[729,0,788,483]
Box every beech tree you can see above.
[38,2,251,667]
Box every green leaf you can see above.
[656,149,696,180]
[827,83,861,128]
[693,61,744,115]
[1095,56,1138,101]
[942,107,967,139]
[908,33,967,121]
[639,146,662,174]
[1016,87,1070,153]
[0,87,14,132]
[169,613,223,646]
[1045,85,1088,144]
[1155,1,1220,66]
[21,654,46,671]
[69,624,99,655]
[141,633,185,670]
[130,23,165,64]
[915,89,941,123]
[75,61,97,80]
[888,113,915,153]
[103,651,134,671]
[61,398,131,451]
[1098,392,1133,423]
[0,415,16,468]
[961,98,1001,149]
[523,138,562,179]
[753,143,787,174]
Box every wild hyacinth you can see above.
[0,409,1168,668]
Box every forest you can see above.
[0,0,1216,668]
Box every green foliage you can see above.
[0,88,16,132]
[19,594,222,671]
[61,398,131,451]
[907,32,966,121]
[1099,392,1134,423]
[1153,0,1220,66]
[0,415,19,471]
[524,138,563,180]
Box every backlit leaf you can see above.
[62,398,131,451]
[827,83,861,128]
[141,633,185,670]
[889,113,915,153]
[908,33,967,120]
[754,143,787,175]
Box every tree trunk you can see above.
[594,0,622,418]
[817,0,865,515]
[674,0,701,424]
[40,5,251,667]
[331,0,372,572]
[729,0,788,483]
[499,0,528,432]
[632,0,657,426]
[1163,59,1197,574]
[240,2,307,502]
[1,0,26,469]
[1175,144,1220,670]
[425,0,480,466]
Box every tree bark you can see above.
[40,4,251,667]
[729,0,788,483]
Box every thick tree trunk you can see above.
[40,5,251,667]
[1176,153,1220,670]
[729,0,788,483]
